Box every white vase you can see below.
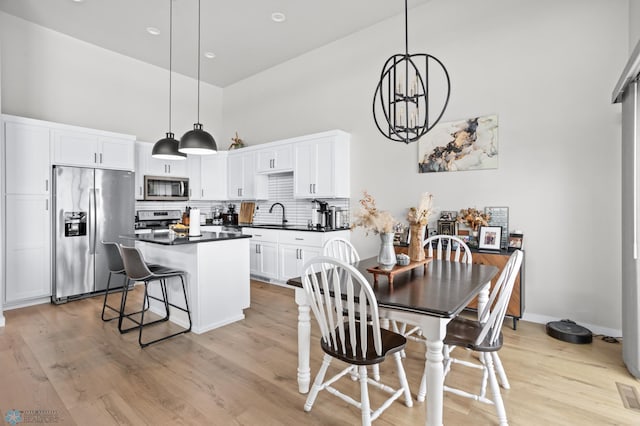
[378,232,397,271]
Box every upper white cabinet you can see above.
[256,145,293,173]
[187,155,202,200]
[53,129,134,170]
[136,141,188,177]
[227,151,267,200]
[293,130,350,198]
[4,121,50,195]
[201,151,228,200]
[135,141,189,199]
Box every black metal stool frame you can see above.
[118,245,192,348]
[137,274,192,348]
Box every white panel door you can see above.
[98,136,134,170]
[227,154,244,199]
[293,142,314,197]
[312,138,335,197]
[188,156,202,200]
[201,153,228,200]
[52,129,99,167]
[5,195,51,303]
[260,241,279,280]
[5,122,50,195]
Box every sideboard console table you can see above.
[394,244,525,329]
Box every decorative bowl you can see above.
[396,253,410,266]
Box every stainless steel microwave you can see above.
[144,175,189,201]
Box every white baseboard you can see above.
[3,296,51,311]
[522,312,622,338]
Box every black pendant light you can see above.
[179,0,217,155]
[373,0,451,144]
[152,0,186,160]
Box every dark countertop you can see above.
[122,231,251,246]
[239,223,350,233]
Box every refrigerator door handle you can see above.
[88,188,98,255]
[634,81,638,260]
[93,188,100,255]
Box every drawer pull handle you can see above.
[295,237,304,241]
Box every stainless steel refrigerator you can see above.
[52,165,134,303]
[614,39,640,378]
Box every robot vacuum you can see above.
[546,319,593,344]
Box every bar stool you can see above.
[100,242,130,322]
[119,245,192,348]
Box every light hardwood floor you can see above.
[1,280,639,425]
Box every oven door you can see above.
[144,176,189,200]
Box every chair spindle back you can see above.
[302,256,382,358]
[424,235,473,264]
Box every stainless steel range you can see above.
[134,210,182,234]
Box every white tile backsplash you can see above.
[135,173,349,225]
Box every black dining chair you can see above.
[100,241,130,322]
[118,245,192,348]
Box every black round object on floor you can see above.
[546,319,592,344]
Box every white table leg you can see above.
[295,288,311,394]
[477,282,490,323]
[419,317,448,426]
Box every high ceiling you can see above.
[0,0,429,87]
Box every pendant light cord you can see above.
[169,0,173,133]
[404,0,408,55]
[197,0,201,123]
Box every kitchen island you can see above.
[123,231,251,334]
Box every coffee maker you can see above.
[222,203,238,226]
[311,199,333,229]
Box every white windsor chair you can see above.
[301,256,413,426]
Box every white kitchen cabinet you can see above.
[244,227,349,284]
[187,155,202,200]
[53,129,134,170]
[4,195,51,303]
[256,144,293,173]
[279,244,321,282]
[201,152,228,200]
[4,121,50,195]
[244,228,279,280]
[293,131,350,198]
[228,151,267,200]
[137,141,188,177]
[135,141,188,199]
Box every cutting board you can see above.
[239,202,255,224]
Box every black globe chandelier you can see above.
[373,0,451,144]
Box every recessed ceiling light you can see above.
[146,27,161,36]
[71,0,85,3]
[271,12,286,23]
[204,52,216,59]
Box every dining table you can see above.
[287,256,499,426]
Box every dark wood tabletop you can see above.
[287,257,499,319]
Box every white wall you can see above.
[630,0,640,52]
[0,12,223,144]
[0,38,4,327]
[223,0,628,334]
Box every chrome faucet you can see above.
[269,202,288,225]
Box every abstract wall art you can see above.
[418,114,498,173]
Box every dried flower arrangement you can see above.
[351,191,396,235]
[407,192,434,226]
[457,207,491,231]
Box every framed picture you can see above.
[478,226,502,251]
[485,206,509,249]
[508,233,524,251]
